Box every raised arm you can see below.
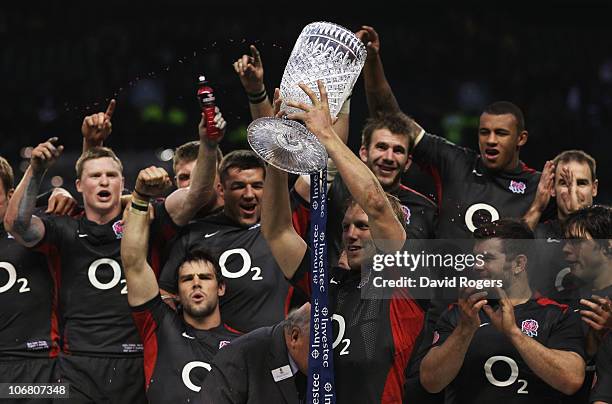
[81,99,115,154]
[164,110,226,226]
[233,45,274,119]
[4,138,64,247]
[522,160,555,230]
[287,81,405,249]
[121,167,172,307]
[420,289,488,393]
[261,165,307,280]
[356,26,401,116]
[357,26,424,148]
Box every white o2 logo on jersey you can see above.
[218,248,262,281]
[332,314,351,356]
[0,262,31,294]
[484,355,528,394]
[88,258,127,294]
[181,361,211,392]
[465,203,500,233]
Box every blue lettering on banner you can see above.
[308,169,335,404]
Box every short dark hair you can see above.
[76,147,123,179]
[173,141,224,173]
[0,156,14,194]
[553,150,597,182]
[177,248,224,285]
[482,101,526,133]
[361,112,418,151]
[218,150,266,184]
[564,205,612,249]
[474,218,534,259]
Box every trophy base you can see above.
[247,117,328,175]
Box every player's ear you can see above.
[216,181,224,199]
[517,130,528,147]
[7,188,14,200]
[359,145,368,163]
[217,281,226,297]
[75,178,82,193]
[592,179,598,198]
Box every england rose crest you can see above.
[401,204,411,225]
[521,319,539,337]
[112,220,124,239]
[509,180,526,194]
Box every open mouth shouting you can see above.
[96,190,112,202]
[483,148,500,162]
[239,202,257,216]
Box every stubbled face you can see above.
[360,128,410,190]
[178,260,225,320]
[552,160,598,218]
[76,157,124,218]
[174,159,222,193]
[478,113,527,171]
[473,238,515,289]
[562,233,609,284]
[218,167,264,227]
[342,203,376,271]
[174,159,197,189]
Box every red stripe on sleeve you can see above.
[381,289,424,403]
[292,204,310,239]
[47,245,62,358]
[131,310,159,390]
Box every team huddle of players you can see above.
[1,25,611,404]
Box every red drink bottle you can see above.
[197,75,220,139]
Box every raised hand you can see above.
[31,137,64,174]
[457,287,488,332]
[534,160,555,212]
[233,45,265,94]
[46,187,77,216]
[134,166,173,199]
[272,88,283,117]
[580,295,612,331]
[198,106,226,147]
[355,25,380,62]
[483,287,520,337]
[286,81,335,145]
[82,99,116,147]
[558,166,580,213]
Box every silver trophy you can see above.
[248,21,367,174]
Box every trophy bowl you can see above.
[248,21,367,174]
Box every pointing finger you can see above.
[105,99,116,118]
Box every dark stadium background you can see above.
[1,1,610,205]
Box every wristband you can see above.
[247,88,268,104]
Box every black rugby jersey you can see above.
[412,133,540,239]
[325,174,438,268]
[131,295,239,404]
[590,333,612,403]
[160,212,302,333]
[532,220,583,300]
[0,223,59,359]
[291,251,425,404]
[36,202,177,356]
[432,297,586,404]
[562,285,612,404]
